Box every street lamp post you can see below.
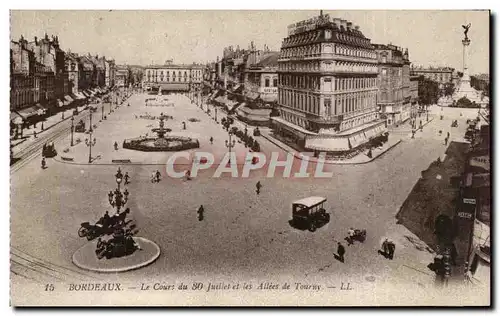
[85,111,96,163]
[108,167,129,213]
[70,115,75,146]
[215,107,218,122]
[225,131,236,154]
[102,104,104,120]
[426,105,429,122]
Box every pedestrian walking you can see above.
[336,242,345,263]
[151,171,156,183]
[210,136,214,145]
[379,238,392,259]
[197,205,204,221]
[388,241,396,260]
[124,172,130,185]
[155,170,161,183]
[447,132,450,139]
[346,228,355,246]
[114,141,119,151]
[444,137,448,145]
[256,181,262,195]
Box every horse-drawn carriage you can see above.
[95,228,140,260]
[78,208,132,241]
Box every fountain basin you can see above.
[123,136,199,152]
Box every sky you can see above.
[10,10,490,74]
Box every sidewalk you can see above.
[11,105,89,154]
[260,129,402,165]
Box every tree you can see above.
[443,83,455,97]
[456,96,474,108]
[418,77,440,106]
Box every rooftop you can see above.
[146,64,204,69]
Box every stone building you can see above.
[374,44,411,126]
[142,60,204,93]
[27,34,68,110]
[275,13,384,156]
[410,66,454,90]
[65,52,79,95]
[244,50,280,103]
[115,65,129,88]
[78,54,95,92]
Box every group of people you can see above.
[151,170,162,183]
[335,230,395,263]
[95,228,141,259]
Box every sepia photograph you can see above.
[9,8,491,306]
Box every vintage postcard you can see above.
[9,9,491,306]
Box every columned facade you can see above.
[275,14,385,156]
[143,61,203,93]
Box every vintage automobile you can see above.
[42,142,57,158]
[74,119,86,133]
[78,209,132,241]
[289,196,330,232]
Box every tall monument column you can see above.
[454,23,476,101]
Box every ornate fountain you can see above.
[123,113,199,152]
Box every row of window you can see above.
[281,43,376,59]
[278,60,377,73]
[278,75,376,92]
[281,111,309,130]
[146,76,189,83]
[279,89,376,116]
[146,70,202,77]
[11,90,50,109]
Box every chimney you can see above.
[340,19,348,30]
[346,22,352,31]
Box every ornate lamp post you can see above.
[70,115,75,146]
[84,111,96,163]
[108,168,129,213]
[225,131,236,155]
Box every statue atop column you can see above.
[462,23,471,41]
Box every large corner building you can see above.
[274,13,386,157]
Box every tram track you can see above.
[10,247,99,284]
[10,112,90,174]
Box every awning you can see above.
[16,104,46,119]
[373,124,388,136]
[245,91,260,100]
[10,111,23,124]
[306,136,350,151]
[271,116,316,136]
[74,92,86,100]
[64,95,74,104]
[348,133,368,149]
[214,96,226,104]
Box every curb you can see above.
[72,237,161,273]
[261,133,402,165]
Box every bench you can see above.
[112,159,132,163]
[61,157,74,161]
